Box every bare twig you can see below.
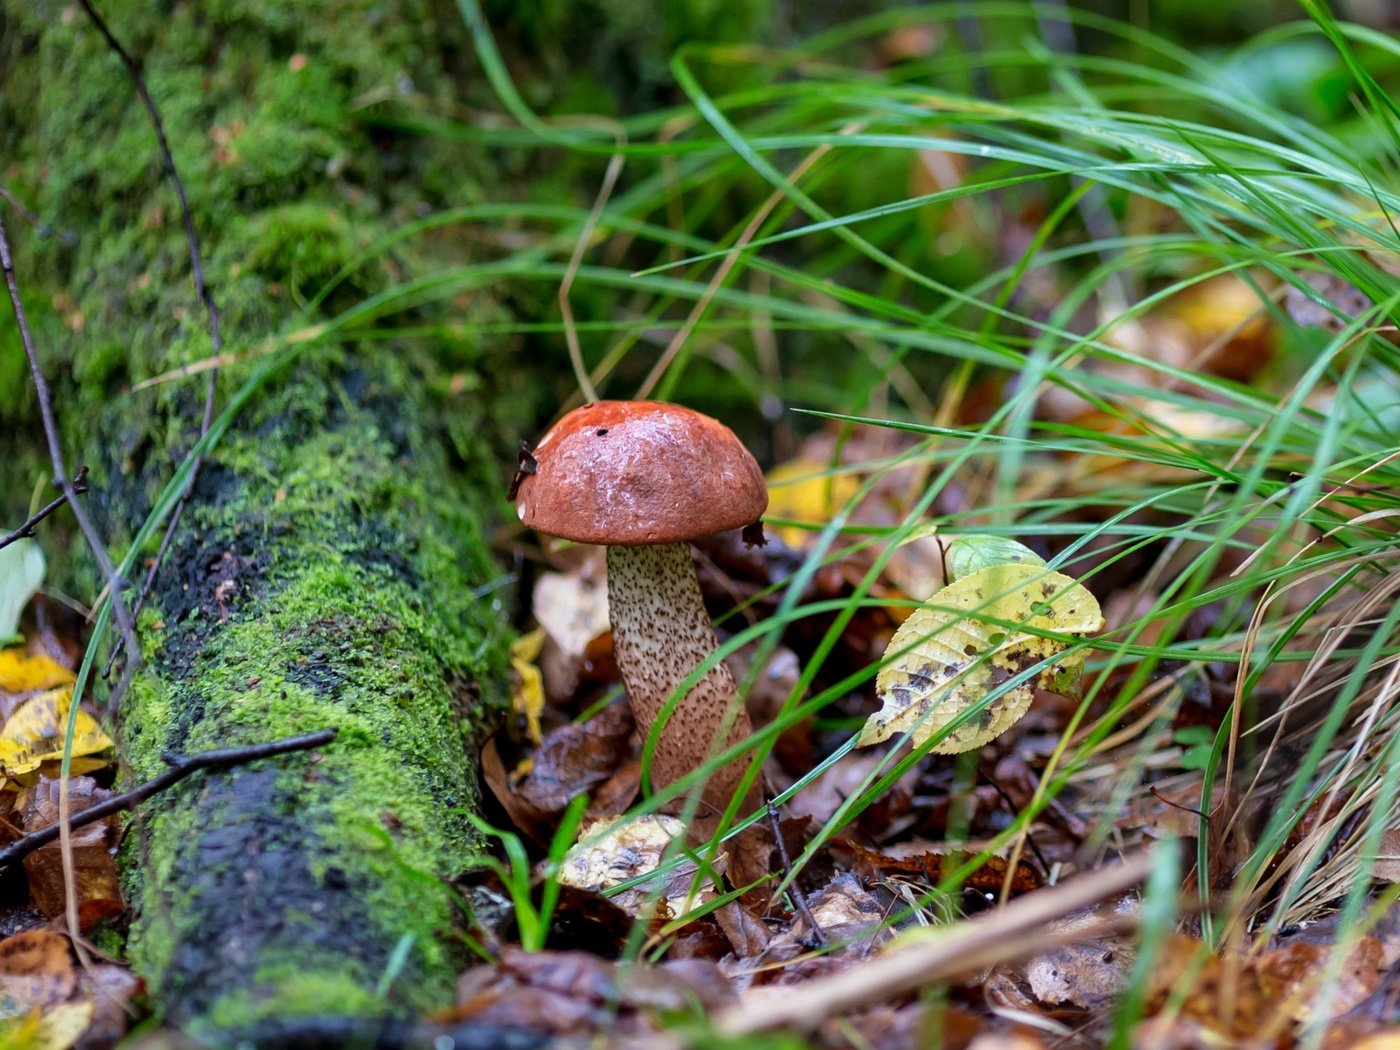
[0,728,338,872]
[0,467,88,552]
[0,218,138,664]
[77,0,223,681]
[766,799,827,947]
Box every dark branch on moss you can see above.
[0,728,339,872]
[0,466,88,552]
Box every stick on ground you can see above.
[0,728,338,872]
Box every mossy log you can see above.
[0,2,534,1041]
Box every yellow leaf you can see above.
[0,688,115,778]
[0,650,75,694]
[0,1002,93,1050]
[765,459,861,547]
[509,627,547,745]
[860,563,1103,754]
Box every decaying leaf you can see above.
[0,540,44,643]
[1372,828,1400,884]
[841,840,1042,896]
[860,563,1103,753]
[443,947,733,1039]
[756,872,890,970]
[532,560,611,661]
[783,748,917,837]
[0,929,77,1010]
[804,872,888,938]
[0,928,140,1049]
[481,701,638,844]
[18,776,123,927]
[1142,933,1386,1043]
[0,687,115,780]
[557,814,717,921]
[1256,936,1385,1022]
[1023,932,1134,1009]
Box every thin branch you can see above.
[0,728,338,872]
[75,0,218,341]
[77,0,223,680]
[766,799,826,947]
[0,217,139,664]
[0,467,88,552]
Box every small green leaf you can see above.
[0,538,45,643]
[1173,726,1216,771]
[946,534,1047,581]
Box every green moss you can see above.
[207,974,386,1030]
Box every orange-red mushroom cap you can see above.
[515,401,768,547]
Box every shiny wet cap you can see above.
[514,401,767,546]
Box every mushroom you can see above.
[514,400,767,831]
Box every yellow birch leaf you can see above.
[860,563,1103,754]
[509,627,547,745]
[765,460,861,547]
[0,650,75,694]
[0,1001,93,1050]
[0,688,115,778]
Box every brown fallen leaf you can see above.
[1023,933,1134,1009]
[0,928,77,1008]
[443,947,733,1038]
[78,964,144,1048]
[822,1002,985,1050]
[1372,829,1400,885]
[714,899,772,961]
[1125,780,1225,840]
[746,873,891,986]
[840,839,1043,896]
[18,775,123,928]
[1284,270,1391,338]
[0,928,140,1050]
[1142,932,1386,1044]
[481,701,638,844]
[1256,936,1384,1022]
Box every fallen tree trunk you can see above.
[1,1,528,1038]
[113,361,508,1032]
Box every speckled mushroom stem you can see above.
[606,542,757,821]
